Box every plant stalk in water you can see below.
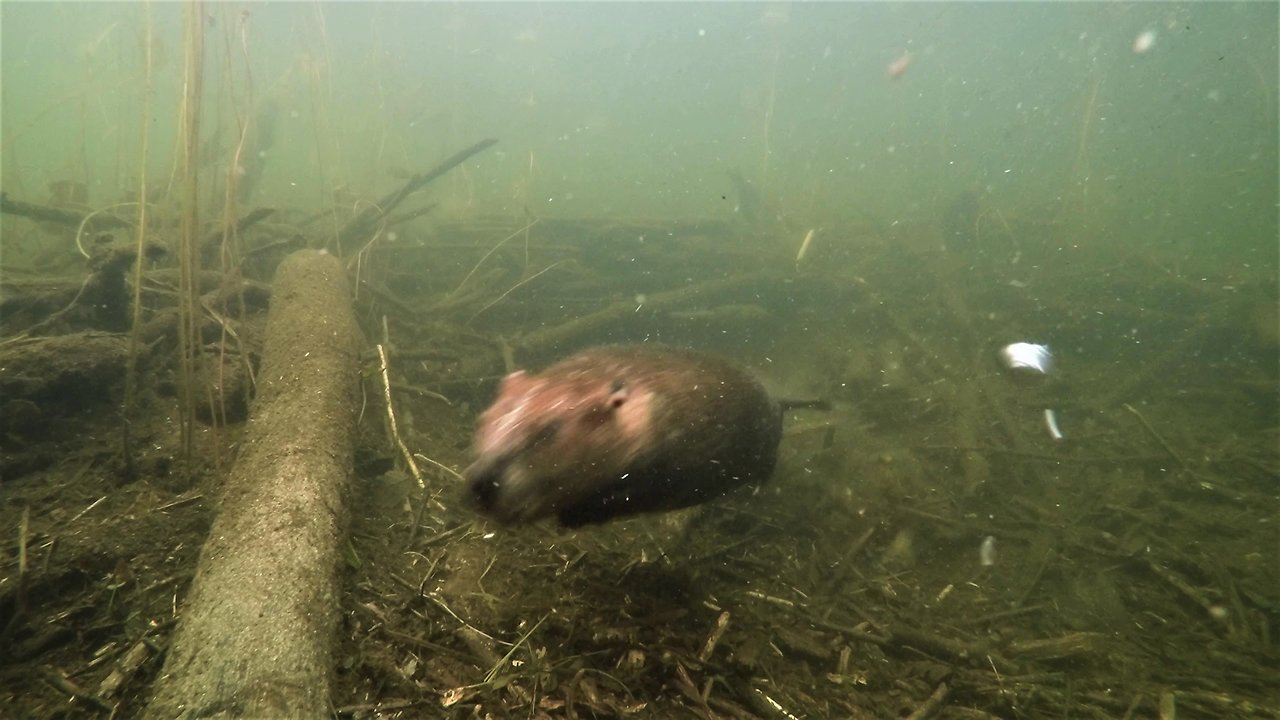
[176,0,206,468]
[123,1,155,479]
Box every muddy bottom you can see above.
[2,218,1277,719]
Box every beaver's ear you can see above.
[607,379,628,408]
[584,381,628,426]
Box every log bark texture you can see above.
[145,249,362,720]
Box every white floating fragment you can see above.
[1000,342,1053,374]
[795,228,816,265]
[1133,29,1157,54]
[979,535,997,566]
[1043,408,1065,441]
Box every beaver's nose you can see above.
[464,462,503,512]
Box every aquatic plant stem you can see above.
[451,218,538,297]
[468,259,567,325]
[1068,71,1103,222]
[73,202,141,258]
[207,5,257,468]
[176,0,206,466]
[123,0,155,478]
[760,43,779,191]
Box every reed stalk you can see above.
[122,1,155,478]
[203,5,257,468]
[176,0,206,467]
[1066,71,1103,225]
[760,44,779,192]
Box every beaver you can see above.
[464,344,823,528]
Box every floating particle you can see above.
[979,536,997,566]
[887,51,911,79]
[795,228,816,264]
[1133,29,1157,54]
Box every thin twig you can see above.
[377,343,424,490]
[339,138,498,247]
[1123,403,1186,466]
[452,218,539,297]
[156,494,204,512]
[411,453,463,483]
[468,260,567,324]
[70,496,107,523]
[483,614,548,685]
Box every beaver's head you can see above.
[465,369,654,524]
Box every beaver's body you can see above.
[465,345,783,527]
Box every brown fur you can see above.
[465,345,783,527]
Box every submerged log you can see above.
[144,250,363,720]
[0,191,131,231]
